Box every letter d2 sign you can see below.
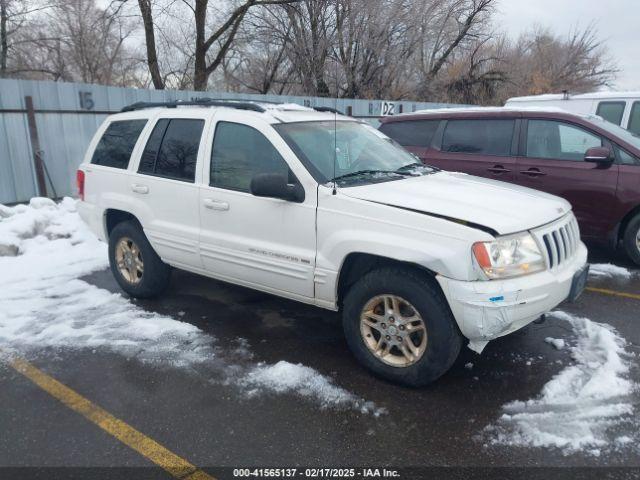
[381,101,396,116]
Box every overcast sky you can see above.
[497,0,639,91]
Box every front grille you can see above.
[534,215,580,269]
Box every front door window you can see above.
[526,120,602,161]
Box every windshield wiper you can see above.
[395,162,439,173]
[331,169,410,182]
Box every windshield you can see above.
[587,114,640,150]
[275,120,434,185]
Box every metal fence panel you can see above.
[0,78,463,204]
[0,113,36,204]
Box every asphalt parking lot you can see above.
[1,243,639,479]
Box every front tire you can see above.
[342,267,462,387]
[108,220,171,298]
[623,214,640,267]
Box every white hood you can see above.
[341,171,571,235]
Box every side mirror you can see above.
[250,173,305,203]
[584,146,613,165]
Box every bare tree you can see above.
[221,10,293,94]
[333,0,416,99]
[133,0,301,91]
[0,0,617,106]
[412,0,495,98]
[137,0,164,88]
[8,0,139,85]
[288,0,335,96]
[0,0,7,75]
[0,0,51,78]
[440,35,507,104]
[484,24,617,104]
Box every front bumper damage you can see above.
[436,242,588,353]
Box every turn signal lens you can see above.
[472,242,491,270]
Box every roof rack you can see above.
[121,98,266,113]
[313,106,343,115]
[120,97,346,116]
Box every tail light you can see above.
[76,169,85,201]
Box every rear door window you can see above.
[441,119,514,156]
[379,120,440,147]
[91,120,147,169]
[628,102,640,136]
[139,119,204,182]
[526,120,602,161]
[596,101,626,126]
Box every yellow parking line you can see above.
[586,286,640,301]
[8,356,215,480]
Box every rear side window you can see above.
[379,120,440,147]
[526,120,602,161]
[441,119,514,156]
[628,102,640,136]
[211,122,289,192]
[139,119,204,182]
[596,101,625,126]
[91,120,147,169]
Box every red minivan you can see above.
[379,108,640,265]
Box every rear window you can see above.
[379,120,440,147]
[91,120,147,169]
[596,101,625,126]
[139,119,204,182]
[442,119,514,156]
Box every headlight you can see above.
[472,233,546,279]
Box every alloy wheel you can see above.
[360,294,427,367]
[115,237,144,285]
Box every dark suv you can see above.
[379,108,640,265]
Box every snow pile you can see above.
[0,198,215,366]
[589,263,634,280]
[544,337,565,350]
[0,197,89,257]
[265,102,311,111]
[240,361,385,416]
[0,198,382,414]
[486,311,636,455]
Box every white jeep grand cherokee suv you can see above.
[77,99,588,386]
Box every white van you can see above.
[506,92,640,135]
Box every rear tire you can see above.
[623,214,640,266]
[342,267,462,387]
[108,220,171,298]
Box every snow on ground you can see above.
[485,311,637,456]
[544,337,565,350]
[589,263,634,280]
[0,197,215,367]
[0,198,381,414]
[240,361,385,415]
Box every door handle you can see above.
[487,165,510,174]
[203,199,230,211]
[520,169,546,177]
[131,184,149,194]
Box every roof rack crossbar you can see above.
[121,98,266,113]
[313,106,343,115]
